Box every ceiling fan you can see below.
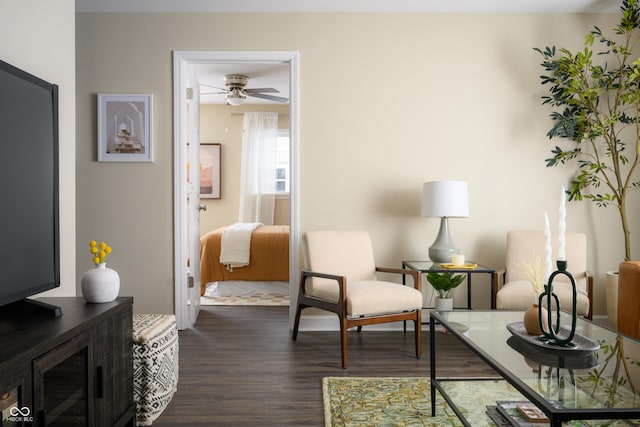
[200,74,289,106]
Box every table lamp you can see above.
[422,180,469,263]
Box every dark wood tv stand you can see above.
[0,297,135,426]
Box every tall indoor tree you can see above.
[535,0,640,261]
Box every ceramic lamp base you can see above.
[428,217,459,263]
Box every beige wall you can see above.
[0,0,76,298]
[199,104,291,235]
[76,12,639,317]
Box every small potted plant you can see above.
[426,272,465,311]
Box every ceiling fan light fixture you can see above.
[202,73,287,105]
[226,92,246,106]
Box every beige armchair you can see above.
[492,230,593,320]
[292,231,423,368]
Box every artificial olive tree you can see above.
[535,0,640,261]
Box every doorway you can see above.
[173,51,300,330]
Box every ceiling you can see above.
[76,0,618,105]
[76,0,619,13]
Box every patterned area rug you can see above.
[323,377,640,427]
[201,280,289,306]
[201,293,289,306]
[323,377,545,427]
[323,377,462,427]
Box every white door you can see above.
[186,65,201,325]
[173,53,203,329]
[173,51,300,330]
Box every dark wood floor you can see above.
[153,305,497,426]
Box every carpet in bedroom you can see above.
[201,280,289,306]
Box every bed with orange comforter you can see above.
[199,225,290,295]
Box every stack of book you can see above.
[486,401,601,426]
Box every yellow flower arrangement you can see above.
[89,240,112,265]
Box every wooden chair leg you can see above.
[340,317,348,369]
[414,315,422,358]
[292,304,303,340]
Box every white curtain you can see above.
[238,112,279,225]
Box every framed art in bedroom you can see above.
[200,143,221,199]
[97,93,153,162]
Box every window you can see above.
[275,130,290,194]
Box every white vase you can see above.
[606,271,619,329]
[81,263,120,303]
[434,297,453,311]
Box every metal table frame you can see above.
[402,260,494,309]
[429,310,640,427]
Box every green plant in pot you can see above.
[534,0,640,326]
[426,272,465,310]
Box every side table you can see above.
[402,260,494,309]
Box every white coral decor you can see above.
[516,254,546,296]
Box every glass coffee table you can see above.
[429,310,640,426]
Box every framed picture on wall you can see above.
[200,143,221,199]
[97,93,153,162]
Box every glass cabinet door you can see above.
[33,332,93,427]
[1,387,29,426]
[0,361,31,426]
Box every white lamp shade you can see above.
[422,180,469,218]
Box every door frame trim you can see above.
[172,51,300,329]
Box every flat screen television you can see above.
[0,59,60,314]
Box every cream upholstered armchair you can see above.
[492,230,593,320]
[292,231,423,368]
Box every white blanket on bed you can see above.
[219,222,262,271]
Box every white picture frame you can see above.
[97,93,153,162]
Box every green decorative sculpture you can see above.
[537,260,578,348]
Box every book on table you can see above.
[488,401,595,427]
[485,405,516,427]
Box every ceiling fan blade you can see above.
[247,93,289,103]
[200,83,228,91]
[200,91,228,95]
[244,87,280,94]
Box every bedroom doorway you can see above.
[173,51,300,330]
